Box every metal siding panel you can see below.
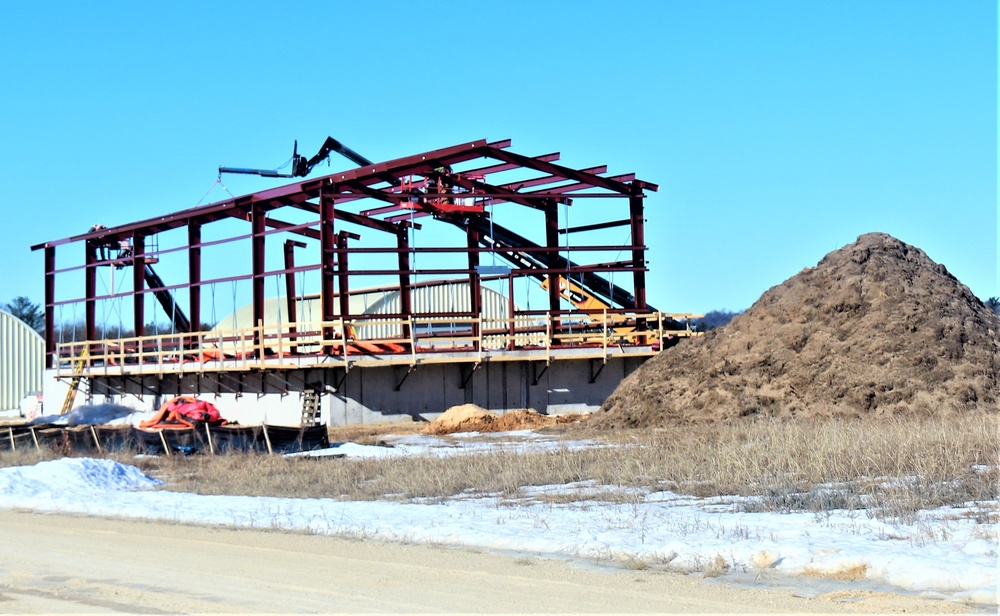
[0,310,45,410]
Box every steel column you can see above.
[467,226,481,345]
[132,233,145,339]
[84,240,96,342]
[284,240,306,340]
[336,233,351,328]
[251,204,266,346]
[629,195,647,310]
[44,247,55,368]
[320,190,336,352]
[544,207,561,314]
[397,231,412,343]
[507,273,516,350]
[188,223,201,334]
[629,193,648,344]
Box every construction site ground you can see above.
[0,509,969,614]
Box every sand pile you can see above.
[423,404,558,434]
[595,233,1000,427]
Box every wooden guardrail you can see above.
[54,311,701,378]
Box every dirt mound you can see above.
[490,409,559,431]
[423,405,558,434]
[595,233,1000,427]
[423,404,497,434]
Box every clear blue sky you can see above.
[1,1,996,316]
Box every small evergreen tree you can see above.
[691,309,743,332]
[987,296,1000,317]
[3,296,43,333]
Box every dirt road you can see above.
[0,510,971,613]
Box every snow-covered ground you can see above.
[0,430,995,608]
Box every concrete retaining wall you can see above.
[43,356,647,427]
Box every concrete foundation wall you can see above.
[44,356,647,427]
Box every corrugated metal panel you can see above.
[0,309,45,410]
[208,282,517,348]
[356,282,512,343]
[208,292,387,333]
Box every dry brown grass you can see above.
[802,564,869,581]
[0,448,51,468]
[327,420,424,445]
[2,412,996,521]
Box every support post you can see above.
[188,223,202,336]
[629,194,647,311]
[467,226,481,347]
[262,423,274,455]
[84,240,97,344]
[132,233,145,340]
[44,246,55,368]
[284,240,306,346]
[544,207,561,314]
[336,232,351,334]
[629,192,648,344]
[544,207,561,346]
[159,430,171,456]
[507,273,516,350]
[251,204,266,349]
[320,190,336,353]
[90,425,102,453]
[397,231,412,345]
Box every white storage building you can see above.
[0,309,44,412]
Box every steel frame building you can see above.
[33,139,693,415]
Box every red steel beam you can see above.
[456,152,561,179]
[31,140,491,252]
[478,145,656,195]
[359,153,567,218]
[523,173,636,196]
[501,165,607,191]
[265,217,321,240]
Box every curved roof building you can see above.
[0,309,44,411]
[207,281,520,351]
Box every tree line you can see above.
[5,295,1000,338]
[1,296,213,340]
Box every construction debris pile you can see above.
[0,392,339,455]
[595,233,1000,427]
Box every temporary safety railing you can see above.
[54,311,700,380]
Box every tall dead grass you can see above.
[2,413,996,520]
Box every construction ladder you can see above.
[300,389,321,427]
[60,349,89,415]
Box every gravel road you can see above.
[0,510,972,613]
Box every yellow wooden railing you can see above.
[54,311,702,378]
